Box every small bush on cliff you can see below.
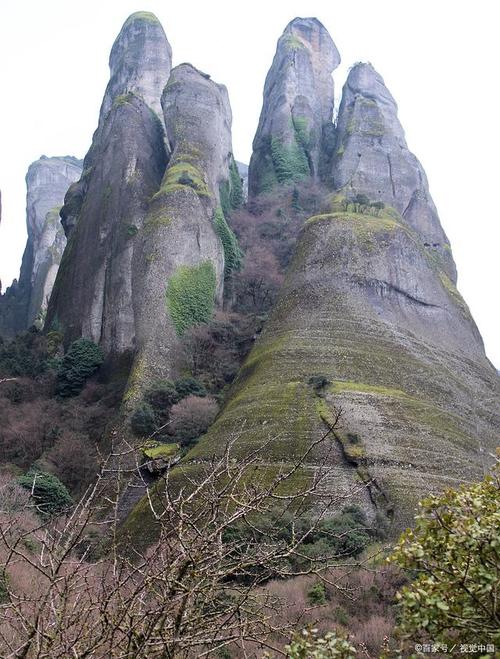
[390,457,500,646]
[56,339,103,397]
[130,402,156,437]
[169,395,218,447]
[18,469,73,517]
[174,377,207,399]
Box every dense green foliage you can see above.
[224,505,372,566]
[213,207,243,278]
[18,469,73,517]
[166,261,217,336]
[174,377,207,399]
[131,377,209,438]
[390,459,500,645]
[270,136,310,184]
[229,156,244,209]
[0,329,58,377]
[56,338,103,397]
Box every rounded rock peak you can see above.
[281,16,340,69]
[345,62,397,108]
[123,11,161,26]
[109,11,171,70]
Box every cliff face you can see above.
[248,17,340,196]
[46,13,171,353]
[0,156,82,336]
[172,36,499,534]
[127,64,233,397]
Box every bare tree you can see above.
[0,410,375,657]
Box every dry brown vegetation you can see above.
[0,416,401,658]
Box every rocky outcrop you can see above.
[248,17,340,196]
[331,63,456,280]
[127,64,234,397]
[0,156,82,337]
[46,12,172,354]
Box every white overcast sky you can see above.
[0,0,498,367]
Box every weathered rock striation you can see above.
[127,63,235,397]
[46,12,172,355]
[146,36,500,538]
[0,156,82,336]
[248,17,340,196]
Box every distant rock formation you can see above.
[0,156,82,337]
[248,17,340,196]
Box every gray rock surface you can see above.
[46,12,172,354]
[0,156,82,336]
[248,17,340,196]
[127,64,232,398]
[46,95,167,353]
[60,12,172,238]
[331,63,456,280]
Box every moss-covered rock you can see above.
[165,261,217,336]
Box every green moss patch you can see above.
[142,442,179,460]
[271,135,310,184]
[213,207,242,278]
[166,261,217,336]
[284,34,305,50]
[154,161,210,200]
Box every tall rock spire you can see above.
[0,156,82,337]
[331,63,456,280]
[60,12,172,238]
[248,17,340,196]
[46,12,171,353]
[127,64,234,397]
[98,11,172,131]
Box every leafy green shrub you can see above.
[174,377,207,399]
[56,338,103,397]
[390,459,500,645]
[270,136,309,184]
[166,261,217,336]
[307,582,327,605]
[18,469,73,517]
[130,402,156,437]
[0,329,52,377]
